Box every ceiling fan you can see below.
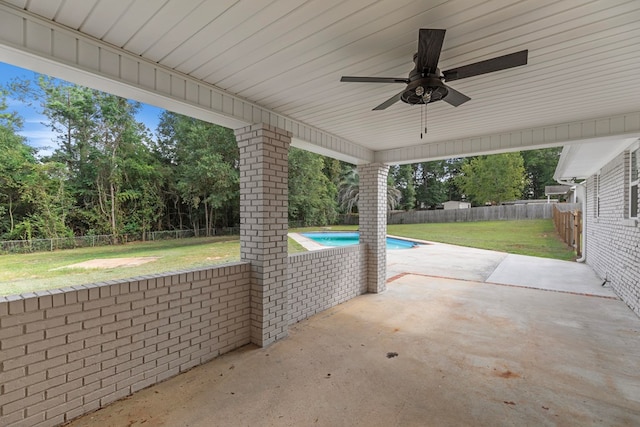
[340,29,528,111]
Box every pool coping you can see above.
[288,232,328,251]
[289,232,429,251]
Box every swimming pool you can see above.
[302,232,419,250]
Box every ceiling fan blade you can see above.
[442,50,528,82]
[416,29,446,75]
[443,85,471,107]
[341,76,409,84]
[373,90,404,110]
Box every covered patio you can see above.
[1,1,640,426]
[66,259,640,426]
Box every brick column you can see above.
[235,123,290,347]
[358,163,389,293]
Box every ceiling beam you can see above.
[376,111,640,165]
[0,3,374,165]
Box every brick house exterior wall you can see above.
[584,151,640,316]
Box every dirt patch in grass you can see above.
[59,257,160,269]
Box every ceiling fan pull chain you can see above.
[424,102,428,135]
[420,104,424,139]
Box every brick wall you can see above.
[287,245,367,324]
[0,263,251,426]
[0,248,371,426]
[585,151,640,316]
[358,163,389,293]
[236,124,291,347]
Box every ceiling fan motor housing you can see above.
[401,76,448,105]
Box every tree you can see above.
[92,94,141,237]
[414,161,445,208]
[37,77,98,173]
[390,165,416,210]
[386,173,403,211]
[0,89,36,237]
[32,80,161,237]
[288,147,338,226]
[0,86,75,240]
[117,136,165,238]
[338,168,360,214]
[18,162,73,239]
[8,76,244,239]
[455,153,526,205]
[338,167,402,213]
[412,158,465,208]
[521,147,562,199]
[441,158,466,201]
[155,112,239,234]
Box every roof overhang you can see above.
[554,137,639,182]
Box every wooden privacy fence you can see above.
[552,204,582,256]
[341,203,582,226]
[387,203,582,224]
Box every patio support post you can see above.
[235,123,291,347]
[358,163,389,293]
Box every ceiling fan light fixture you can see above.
[339,29,528,110]
[423,87,432,102]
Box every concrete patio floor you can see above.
[385,239,617,298]
[68,243,640,426]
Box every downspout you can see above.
[556,179,587,263]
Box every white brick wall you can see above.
[0,263,251,426]
[358,163,389,293]
[0,123,379,426]
[235,124,291,347]
[585,151,640,316]
[287,245,367,324]
[0,245,370,427]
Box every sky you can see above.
[0,61,164,157]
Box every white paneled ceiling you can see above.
[2,0,640,163]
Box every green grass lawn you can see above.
[387,220,576,261]
[0,235,308,296]
[0,219,573,296]
[293,219,576,261]
[0,236,241,296]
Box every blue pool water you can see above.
[302,232,419,250]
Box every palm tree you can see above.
[338,167,402,213]
[387,182,402,211]
[338,168,360,214]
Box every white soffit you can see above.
[1,0,640,164]
[554,137,638,181]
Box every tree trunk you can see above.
[204,199,209,237]
[110,182,117,238]
[8,197,14,232]
[210,206,216,235]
